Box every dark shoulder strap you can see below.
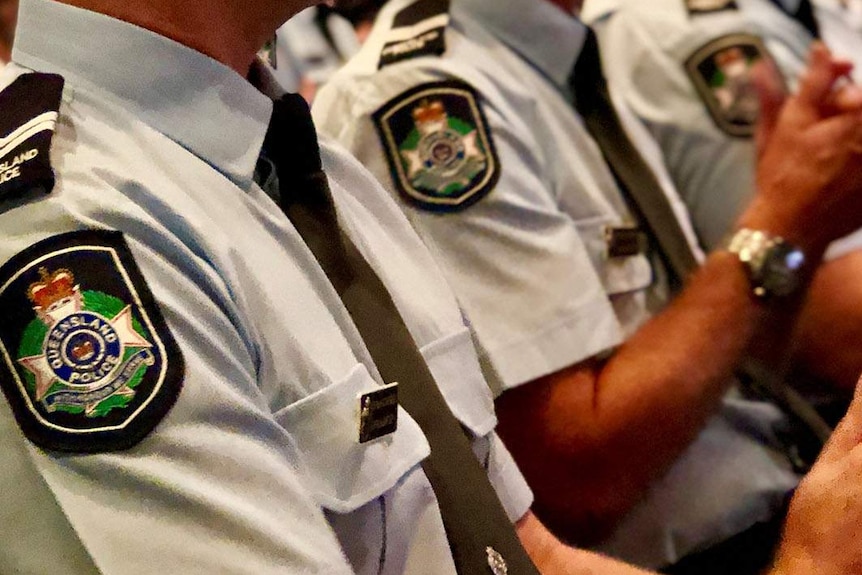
[378,0,452,69]
[573,29,700,283]
[263,93,540,575]
[779,0,820,38]
[0,73,65,201]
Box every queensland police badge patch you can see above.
[373,80,500,212]
[686,34,774,137]
[0,230,183,452]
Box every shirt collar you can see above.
[12,0,273,189]
[580,0,621,23]
[454,0,587,89]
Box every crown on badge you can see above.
[715,46,745,68]
[28,267,77,309]
[413,99,446,125]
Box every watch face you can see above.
[757,243,805,297]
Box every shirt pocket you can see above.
[275,363,430,514]
[419,327,497,439]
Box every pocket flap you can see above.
[420,328,497,438]
[276,364,430,513]
[579,221,655,296]
[601,253,654,296]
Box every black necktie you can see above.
[571,29,830,464]
[260,93,539,575]
[572,28,699,285]
[770,0,820,38]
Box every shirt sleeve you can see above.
[825,228,862,260]
[314,68,624,395]
[0,209,355,574]
[472,431,535,522]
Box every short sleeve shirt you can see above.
[316,0,707,397]
[0,1,531,573]
[270,7,360,93]
[583,0,862,256]
[315,0,800,567]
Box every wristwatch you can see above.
[725,228,806,298]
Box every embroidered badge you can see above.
[0,73,65,201]
[685,0,738,14]
[0,230,184,452]
[686,34,771,137]
[373,80,500,212]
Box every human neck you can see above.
[546,0,582,15]
[55,0,315,75]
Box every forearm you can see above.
[551,181,839,526]
[599,254,763,432]
[590,247,807,501]
[500,44,862,541]
[792,250,862,391]
[498,242,813,540]
[516,512,653,575]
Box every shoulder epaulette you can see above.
[685,0,739,15]
[0,73,63,199]
[0,73,64,201]
[378,0,451,69]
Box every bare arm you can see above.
[791,250,862,391]
[517,511,652,575]
[499,250,786,540]
[498,44,862,541]
[770,377,862,575]
[516,376,862,575]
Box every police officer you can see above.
[582,0,862,391]
[313,0,862,571]
[581,0,862,254]
[268,6,360,101]
[0,0,536,572]
[6,1,862,574]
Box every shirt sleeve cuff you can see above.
[473,431,534,523]
[478,298,623,397]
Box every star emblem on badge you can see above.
[16,267,152,412]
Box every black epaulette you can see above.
[378,0,451,69]
[0,73,64,201]
[685,0,739,15]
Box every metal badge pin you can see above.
[357,382,399,444]
[486,546,508,575]
[604,225,647,259]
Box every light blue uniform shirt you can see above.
[316,0,801,567]
[270,7,360,94]
[0,1,532,573]
[583,0,862,256]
